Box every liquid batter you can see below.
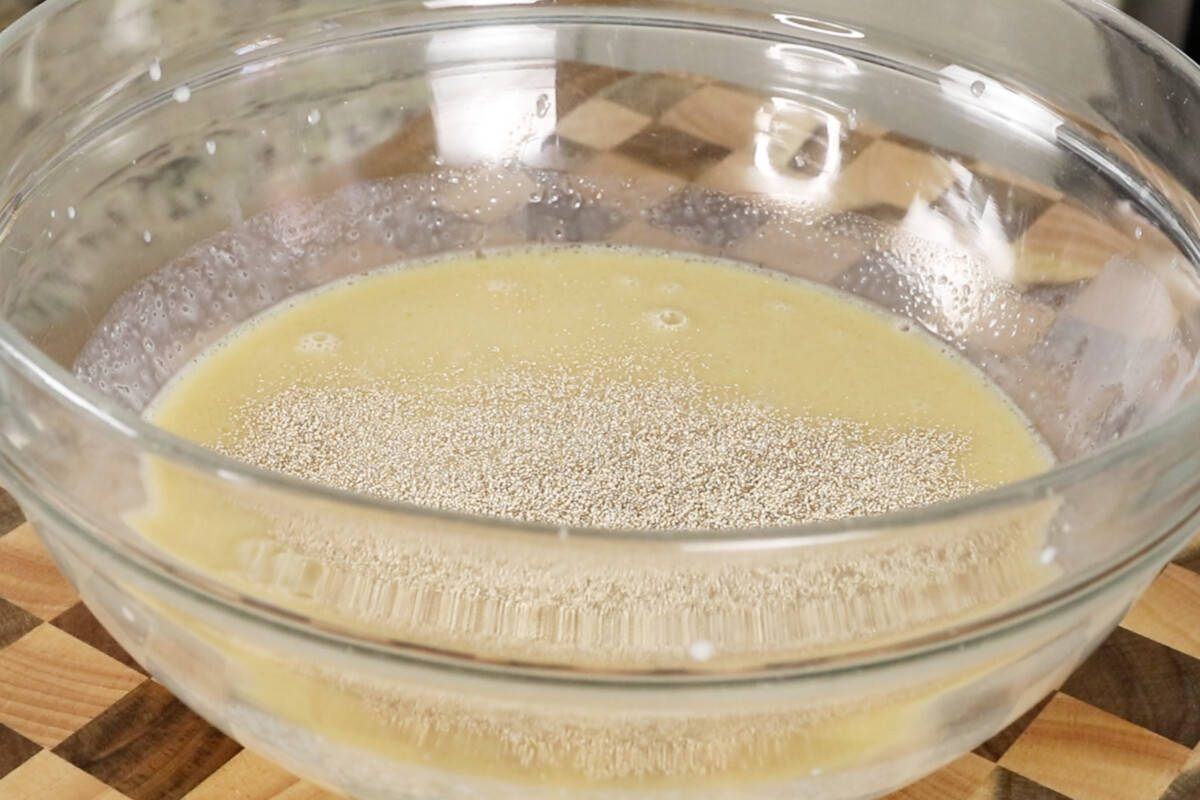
[131,245,1056,788]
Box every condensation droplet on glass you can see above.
[173,85,191,103]
[66,205,76,219]
[535,93,551,118]
[142,230,153,243]
[688,639,715,662]
[970,80,986,98]
[307,108,321,125]
[49,209,56,219]
[1134,226,1144,240]
[1039,545,1057,566]
[205,139,216,155]
[148,59,162,82]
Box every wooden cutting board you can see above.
[2,503,1199,800]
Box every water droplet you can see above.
[970,80,986,98]
[847,109,858,130]
[66,205,76,219]
[535,93,551,118]
[205,139,216,155]
[142,230,153,243]
[688,639,715,661]
[49,209,55,219]
[306,108,321,125]
[1133,226,1144,240]
[148,59,162,82]
[173,85,191,103]
[1039,545,1057,566]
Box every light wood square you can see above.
[182,749,341,800]
[0,524,79,620]
[660,84,768,151]
[1012,202,1137,285]
[884,752,994,800]
[1000,692,1190,800]
[556,97,651,150]
[0,624,144,747]
[1122,564,1200,662]
[831,138,960,214]
[0,750,130,800]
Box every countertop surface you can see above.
[2,494,1200,800]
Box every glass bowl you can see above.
[2,0,1200,798]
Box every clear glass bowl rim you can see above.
[0,0,1198,683]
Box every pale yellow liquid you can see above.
[150,246,1048,486]
[136,246,1054,791]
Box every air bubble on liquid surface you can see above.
[173,85,191,103]
[617,275,640,288]
[486,279,517,293]
[647,308,688,330]
[296,331,339,353]
[659,282,681,295]
[970,80,986,97]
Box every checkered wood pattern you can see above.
[0,56,1197,800]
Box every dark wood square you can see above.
[511,176,626,243]
[0,596,38,649]
[646,185,771,249]
[0,720,41,780]
[1161,762,1200,800]
[1060,626,1200,748]
[554,61,632,117]
[53,680,241,800]
[788,123,876,177]
[52,602,146,675]
[603,72,704,117]
[614,122,731,181]
[0,488,23,536]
